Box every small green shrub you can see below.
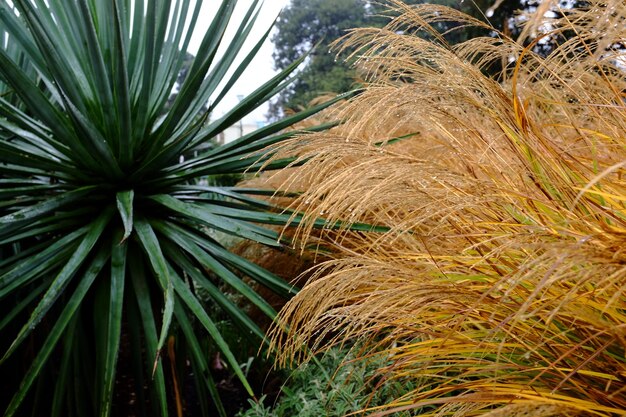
[239,346,415,417]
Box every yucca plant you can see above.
[268,1,626,416]
[0,0,344,415]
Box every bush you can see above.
[239,346,415,417]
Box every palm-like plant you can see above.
[0,1,340,415]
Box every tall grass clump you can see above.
[268,1,626,415]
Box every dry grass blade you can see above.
[267,1,626,416]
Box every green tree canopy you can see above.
[270,0,374,117]
[270,0,531,118]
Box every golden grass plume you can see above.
[267,0,626,415]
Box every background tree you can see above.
[269,0,373,117]
[270,0,529,118]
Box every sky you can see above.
[188,0,291,123]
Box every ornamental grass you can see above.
[268,1,626,415]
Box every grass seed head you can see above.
[268,1,626,415]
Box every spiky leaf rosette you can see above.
[0,0,344,416]
[269,1,626,416]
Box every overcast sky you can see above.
[188,0,291,123]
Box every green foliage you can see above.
[0,1,340,416]
[270,0,527,117]
[238,346,415,417]
[270,0,373,116]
